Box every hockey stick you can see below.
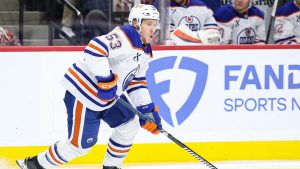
[118,92,218,169]
[266,0,279,44]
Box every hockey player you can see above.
[169,0,220,45]
[213,0,266,44]
[16,4,162,169]
[274,0,300,44]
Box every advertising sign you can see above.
[0,46,299,147]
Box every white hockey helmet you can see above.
[128,4,160,29]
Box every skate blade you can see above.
[16,160,28,169]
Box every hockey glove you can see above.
[137,103,162,135]
[96,71,118,101]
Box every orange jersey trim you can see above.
[87,43,108,56]
[68,68,111,102]
[129,81,147,86]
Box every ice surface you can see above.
[60,161,300,169]
[4,160,300,169]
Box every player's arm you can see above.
[203,7,218,30]
[274,16,298,44]
[126,59,162,134]
[126,63,152,107]
[213,12,233,44]
[255,17,266,44]
[83,36,118,101]
[215,22,232,44]
[169,8,176,33]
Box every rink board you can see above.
[0,45,299,164]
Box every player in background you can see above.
[0,27,21,46]
[16,4,162,169]
[169,0,221,45]
[274,0,300,44]
[213,0,266,44]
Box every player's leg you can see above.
[103,116,139,169]
[103,166,122,169]
[18,91,102,169]
[101,99,140,169]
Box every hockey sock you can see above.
[37,141,90,168]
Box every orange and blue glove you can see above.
[137,103,162,135]
[96,71,118,102]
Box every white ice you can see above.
[58,161,300,169]
[3,160,300,169]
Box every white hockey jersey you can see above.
[61,25,153,111]
[214,4,266,44]
[274,1,300,44]
[169,0,218,34]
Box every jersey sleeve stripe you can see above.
[84,49,106,57]
[275,35,296,43]
[204,23,218,27]
[73,64,98,89]
[127,86,148,94]
[133,77,146,81]
[87,43,108,56]
[92,37,109,53]
[67,68,111,103]
[129,81,147,86]
[64,74,112,107]
[68,68,98,97]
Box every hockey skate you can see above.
[16,156,44,169]
[103,166,121,169]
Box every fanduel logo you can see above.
[146,56,208,127]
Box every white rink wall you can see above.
[0,46,300,147]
